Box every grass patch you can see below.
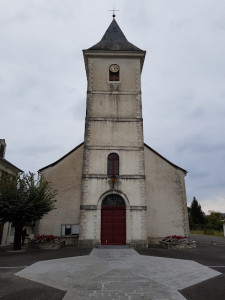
[190,230,224,237]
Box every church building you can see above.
[36,18,189,248]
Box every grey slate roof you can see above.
[0,157,23,173]
[88,19,142,51]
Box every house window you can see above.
[109,64,120,81]
[107,153,119,175]
[61,224,79,236]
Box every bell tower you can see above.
[79,18,148,248]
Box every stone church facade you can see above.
[36,19,189,247]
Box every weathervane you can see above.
[109,0,120,19]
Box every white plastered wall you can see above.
[37,145,83,236]
[144,146,189,242]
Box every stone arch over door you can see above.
[101,194,126,245]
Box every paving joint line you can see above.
[0,266,28,269]
[208,266,225,268]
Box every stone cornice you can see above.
[130,206,147,211]
[82,174,145,179]
[80,205,97,210]
[87,91,141,95]
[80,205,147,211]
[86,117,143,122]
[84,146,144,151]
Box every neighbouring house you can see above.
[0,139,23,245]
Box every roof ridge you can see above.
[38,142,84,172]
[144,143,187,175]
[0,157,23,173]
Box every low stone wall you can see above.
[148,237,162,245]
[128,240,148,249]
[39,241,65,249]
[160,241,196,249]
[60,236,79,245]
[28,241,65,249]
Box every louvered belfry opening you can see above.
[109,69,119,81]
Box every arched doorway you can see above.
[101,194,126,245]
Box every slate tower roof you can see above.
[88,19,142,51]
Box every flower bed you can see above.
[28,235,65,249]
[160,235,196,249]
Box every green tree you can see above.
[190,197,205,227]
[205,211,223,231]
[187,207,194,229]
[0,172,57,250]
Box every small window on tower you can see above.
[107,153,119,175]
[109,64,120,81]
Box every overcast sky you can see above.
[1,0,225,214]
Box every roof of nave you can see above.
[87,19,143,51]
[38,142,187,175]
[144,143,187,175]
[38,142,84,172]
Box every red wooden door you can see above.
[101,206,126,245]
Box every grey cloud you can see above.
[1,0,225,212]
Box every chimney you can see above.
[0,139,6,159]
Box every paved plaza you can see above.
[1,235,225,299]
[16,247,219,300]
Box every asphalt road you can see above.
[0,235,225,300]
[0,247,92,300]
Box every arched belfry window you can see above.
[109,64,120,81]
[107,153,119,175]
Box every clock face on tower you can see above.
[109,64,120,73]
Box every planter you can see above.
[28,241,65,249]
[160,241,196,249]
[38,241,65,249]
[60,236,79,245]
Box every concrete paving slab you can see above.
[16,248,220,300]
[63,268,186,300]
[135,255,219,290]
[16,255,108,291]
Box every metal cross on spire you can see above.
[109,0,120,19]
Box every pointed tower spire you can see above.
[87,19,142,51]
